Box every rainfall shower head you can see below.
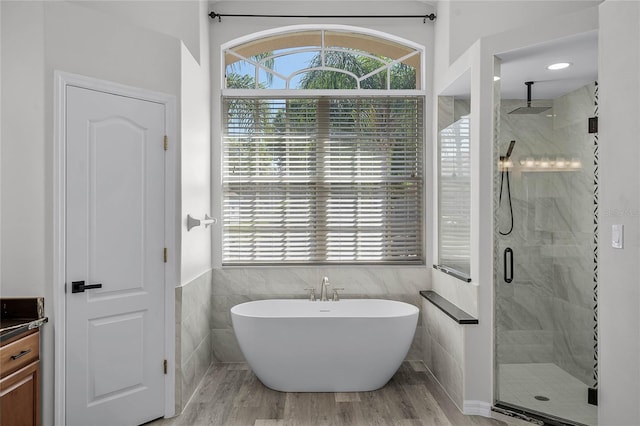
[509,81,551,114]
[510,106,552,115]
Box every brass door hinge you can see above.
[164,247,168,263]
[164,359,168,375]
[164,135,168,151]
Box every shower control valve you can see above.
[331,288,345,302]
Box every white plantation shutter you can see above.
[438,116,471,276]
[223,96,424,265]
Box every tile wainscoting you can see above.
[175,269,214,413]
[421,290,478,412]
[174,266,429,413]
[210,266,430,363]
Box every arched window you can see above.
[221,27,425,265]
[223,28,423,90]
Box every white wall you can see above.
[1,1,46,297]
[76,0,202,63]
[598,1,640,424]
[433,1,600,95]
[1,1,210,423]
[180,1,212,284]
[0,2,50,411]
[429,34,498,412]
[446,0,601,66]
[72,0,215,284]
[432,2,600,415]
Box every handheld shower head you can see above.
[505,140,515,159]
[501,140,516,161]
[499,140,515,235]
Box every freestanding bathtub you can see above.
[231,299,419,392]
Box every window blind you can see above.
[222,96,424,265]
[438,115,471,276]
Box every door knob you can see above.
[71,280,103,293]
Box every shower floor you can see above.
[498,363,597,426]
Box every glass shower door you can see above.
[494,83,598,426]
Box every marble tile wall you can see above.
[431,269,478,319]
[549,84,597,384]
[211,266,429,363]
[496,84,597,386]
[175,269,214,413]
[421,298,464,410]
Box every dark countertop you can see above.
[0,317,48,343]
[0,297,48,343]
[419,290,478,325]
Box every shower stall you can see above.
[494,82,598,426]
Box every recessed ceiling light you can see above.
[493,76,501,81]
[547,62,571,71]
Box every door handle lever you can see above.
[72,280,103,293]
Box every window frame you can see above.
[218,25,427,266]
[220,24,426,93]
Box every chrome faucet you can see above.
[320,276,331,301]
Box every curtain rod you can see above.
[208,11,436,23]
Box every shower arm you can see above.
[525,81,533,108]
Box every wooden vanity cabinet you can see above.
[0,330,40,426]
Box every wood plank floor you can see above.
[150,362,510,426]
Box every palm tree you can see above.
[298,50,363,89]
[295,50,420,184]
[226,52,276,89]
[298,50,416,90]
[225,52,276,135]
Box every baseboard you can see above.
[463,400,493,417]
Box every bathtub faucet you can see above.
[320,276,331,301]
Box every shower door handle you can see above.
[504,248,513,283]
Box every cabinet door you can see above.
[0,361,40,426]
[0,332,39,378]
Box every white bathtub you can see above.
[231,299,419,392]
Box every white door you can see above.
[65,86,166,426]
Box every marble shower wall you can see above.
[496,84,596,386]
[210,266,429,362]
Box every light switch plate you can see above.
[612,224,624,249]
